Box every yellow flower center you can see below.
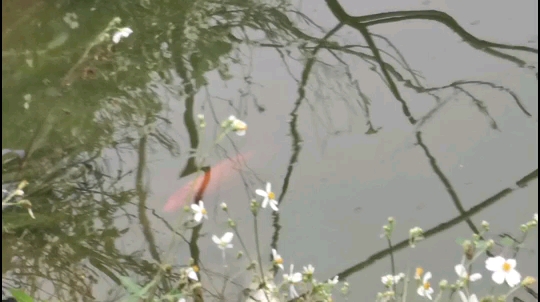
[268,191,276,200]
[423,282,431,290]
[415,267,424,279]
[274,257,283,265]
[192,265,199,273]
[201,208,207,215]
[502,262,511,272]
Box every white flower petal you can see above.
[291,273,302,283]
[193,212,202,222]
[255,189,267,197]
[486,256,505,272]
[266,182,271,193]
[112,33,122,44]
[506,269,521,287]
[458,291,468,302]
[417,286,425,297]
[425,288,433,300]
[455,264,467,278]
[269,200,279,212]
[226,243,233,249]
[212,235,221,245]
[235,130,246,136]
[289,284,299,298]
[469,273,482,282]
[261,197,269,208]
[470,294,479,302]
[221,232,234,243]
[423,272,432,283]
[491,271,505,285]
[187,269,198,281]
[191,203,201,211]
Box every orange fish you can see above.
[164,151,254,212]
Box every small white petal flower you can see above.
[303,264,315,275]
[191,201,208,223]
[417,272,434,300]
[212,232,234,250]
[455,264,482,282]
[382,274,393,286]
[485,256,521,287]
[112,27,133,44]
[272,249,284,270]
[186,266,199,281]
[255,182,278,211]
[220,202,228,210]
[381,274,403,286]
[228,115,247,136]
[283,265,302,283]
[328,275,339,285]
[458,292,479,302]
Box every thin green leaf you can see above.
[500,236,516,247]
[118,275,142,294]
[10,289,35,302]
[136,279,157,297]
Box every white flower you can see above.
[178,299,186,302]
[186,266,199,281]
[485,256,521,287]
[328,275,339,285]
[303,264,315,275]
[458,292,479,302]
[272,249,284,270]
[283,264,302,283]
[283,265,302,299]
[246,287,280,302]
[228,115,247,136]
[255,182,278,211]
[220,202,228,210]
[191,201,208,223]
[455,264,482,282]
[212,232,234,250]
[534,213,538,223]
[382,274,404,287]
[112,27,133,44]
[417,272,434,300]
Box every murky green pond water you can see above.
[2,0,538,301]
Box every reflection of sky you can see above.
[2,0,537,300]
[140,0,538,299]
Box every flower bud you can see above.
[522,276,536,286]
[481,220,489,231]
